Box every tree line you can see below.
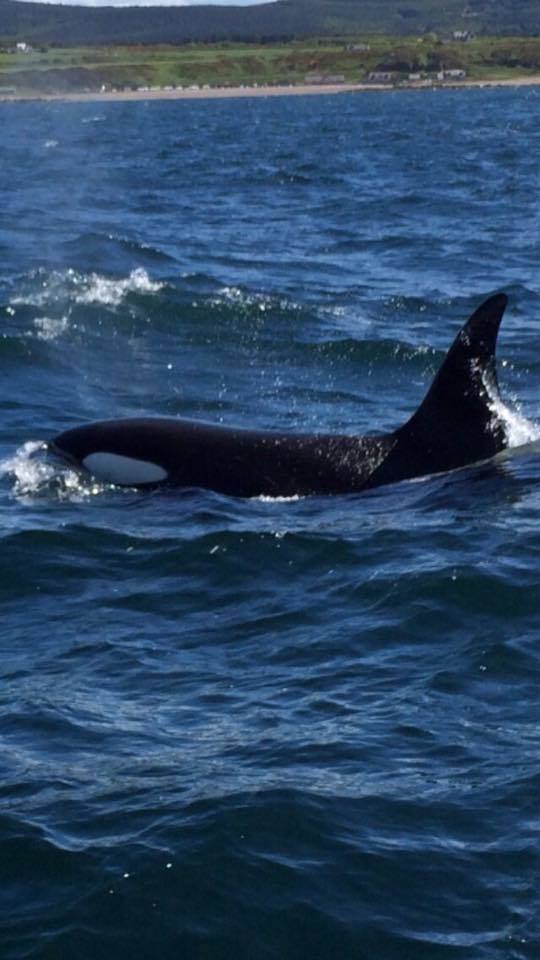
[0,0,538,46]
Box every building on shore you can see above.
[437,69,467,80]
[367,72,394,84]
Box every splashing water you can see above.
[498,399,540,449]
[483,373,540,449]
[11,267,163,310]
[0,442,108,501]
[75,267,164,307]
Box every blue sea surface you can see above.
[1,87,540,959]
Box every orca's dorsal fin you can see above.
[395,293,509,473]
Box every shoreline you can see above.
[2,75,540,104]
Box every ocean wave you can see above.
[306,336,432,367]
[11,266,164,310]
[61,230,176,268]
[210,285,305,318]
[0,784,535,958]
[3,84,540,960]
[74,267,164,306]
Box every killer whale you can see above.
[51,293,510,497]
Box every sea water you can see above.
[1,88,540,959]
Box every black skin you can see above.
[52,294,509,498]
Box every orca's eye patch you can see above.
[82,453,168,485]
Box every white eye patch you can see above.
[82,452,168,485]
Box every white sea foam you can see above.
[0,441,53,490]
[214,286,270,311]
[214,286,296,315]
[0,442,107,501]
[484,374,540,449]
[75,268,163,306]
[256,494,302,503]
[33,315,70,342]
[12,267,163,310]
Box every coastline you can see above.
[1,75,540,104]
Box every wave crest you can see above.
[11,267,164,310]
[75,267,164,306]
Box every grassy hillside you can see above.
[1,36,539,95]
[0,0,539,47]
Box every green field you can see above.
[1,36,539,95]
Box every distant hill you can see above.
[1,0,539,46]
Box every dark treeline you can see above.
[0,0,538,46]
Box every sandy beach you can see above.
[1,75,540,104]
[2,82,379,103]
